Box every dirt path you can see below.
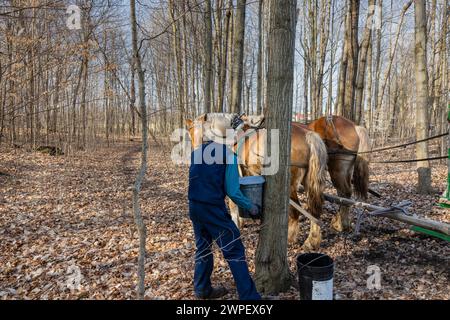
[0,143,448,300]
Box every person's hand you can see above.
[249,204,261,219]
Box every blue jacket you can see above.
[188,142,253,210]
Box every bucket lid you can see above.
[239,175,265,185]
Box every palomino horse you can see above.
[300,115,371,232]
[185,113,328,250]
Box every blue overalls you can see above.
[188,141,261,300]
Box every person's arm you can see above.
[225,155,253,211]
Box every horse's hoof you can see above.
[288,236,297,244]
[302,239,321,252]
[331,219,344,233]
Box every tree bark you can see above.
[218,0,232,113]
[354,0,375,125]
[342,0,359,121]
[336,1,350,117]
[375,1,412,126]
[169,0,185,127]
[414,0,431,194]
[130,0,148,299]
[372,0,382,131]
[203,0,213,113]
[230,0,247,114]
[255,0,296,295]
[130,60,136,136]
[256,0,264,114]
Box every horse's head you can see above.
[185,114,207,149]
[186,113,241,149]
[241,114,265,130]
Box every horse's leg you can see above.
[329,159,354,232]
[228,198,243,229]
[303,221,322,251]
[302,171,322,251]
[288,189,300,244]
[288,169,303,244]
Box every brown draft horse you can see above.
[297,115,371,232]
[185,114,328,250]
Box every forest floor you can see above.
[0,140,448,300]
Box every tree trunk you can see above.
[255,0,296,295]
[365,37,373,128]
[303,55,309,122]
[336,1,350,117]
[169,0,185,127]
[375,1,412,127]
[130,61,136,136]
[130,0,148,299]
[372,0,382,131]
[414,0,431,194]
[256,0,264,114]
[203,0,213,113]
[354,0,375,125]
[218,0,232,113]
[80,51,89,149]
[438,2,449,162]
[326,0,336,115]
[342,0,359,121]
[230,0,247,114]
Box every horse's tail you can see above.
[353,126,371,199]
[305,131,328,218]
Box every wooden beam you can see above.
[324,193,450,236]
[289,199,323,227]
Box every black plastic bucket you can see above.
[238,176,265,219]
[297,253,334,300]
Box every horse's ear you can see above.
[197,113,206,122]
[185,119,193,128]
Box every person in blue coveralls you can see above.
[188,117,261,300]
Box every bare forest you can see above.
[0,0,449,301]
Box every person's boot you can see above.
[196,286,229,300]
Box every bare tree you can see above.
[342,0,359,121]
[354,0,375,125]
[130,0,148,299]
[203,0,213,113]
[255,0,297,295]
[414,0,431,194]
[256,0,264,114]
[230,0,247,114]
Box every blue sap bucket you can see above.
[238,175,265,219]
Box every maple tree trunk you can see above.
[255,0,296,295]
